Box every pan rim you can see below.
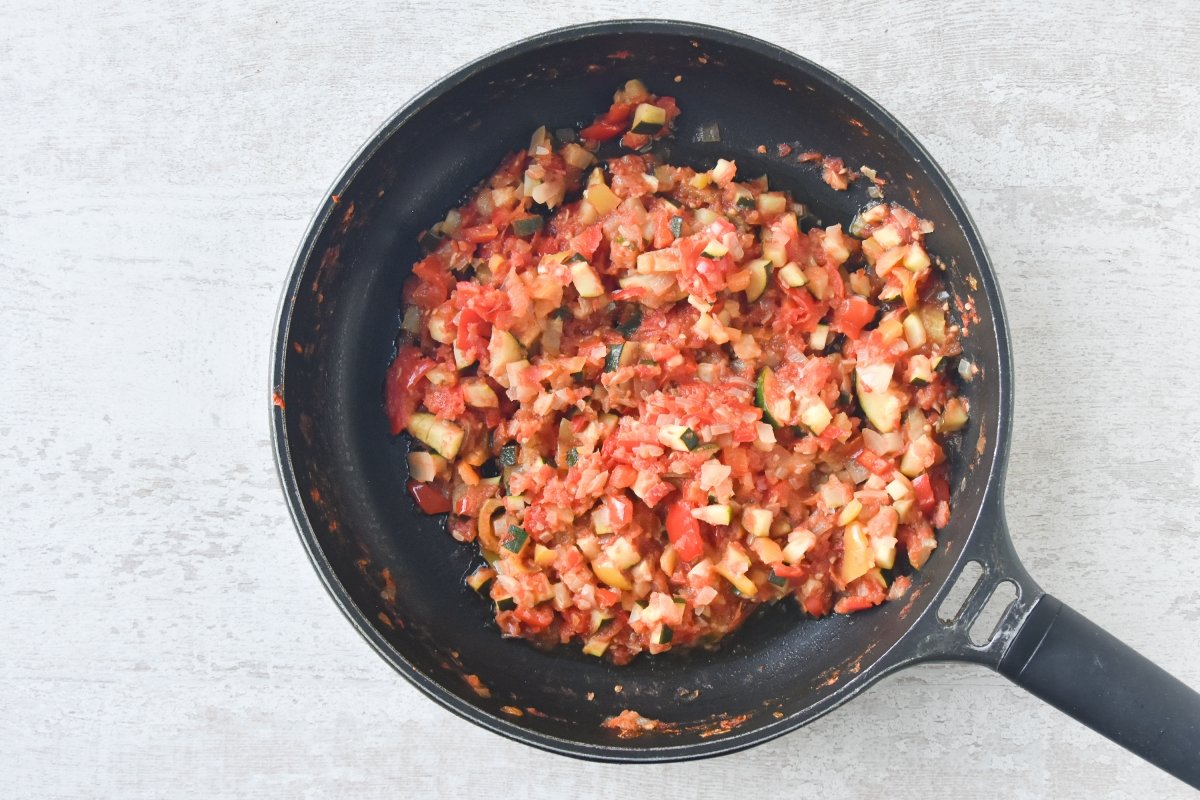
[269,17,1014,762]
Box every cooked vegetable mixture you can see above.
[386,80,967,664]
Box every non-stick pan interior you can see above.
[274,21,1005,759]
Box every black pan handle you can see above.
[903,506,1200,788]
[998,595,1200,788]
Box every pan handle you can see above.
[998,594,1200,788]
[900,507,1200,787]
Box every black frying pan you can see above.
[270,20,1200,785]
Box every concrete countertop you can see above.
[4,1,1199,797]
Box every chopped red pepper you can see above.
[912,473,937,514]
[407,480,451,514]
[855,448,894,477]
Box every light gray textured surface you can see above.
[3,1,1199,797]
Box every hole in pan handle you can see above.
[905,510,1200,789]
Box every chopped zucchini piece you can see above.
[503,525,529,554]
[767,570,790,588]
[742,506,773,538]
[630,102,667,134]
[872,535,897,570]
[904,243,931,272]
[592,559,632,590]
[899,445,926,478]
[908,355,934,386]
[837,498,863,526]
[407,412,464,459]
[407,451,446,482]
[751,536,784,564]
[511,214,543,237]
[533,544,556,567]
[417,228,444,252]
[565,447,579,467]
[778,262,808,288]
[570,261,605,298]
[744,258,770,302]
[452,342,476,370]
[903,313,927,348]
[488,329,524,372]
[668,215,683,239]
[400,305,421,334]
[604,342,638,372]
[461,378,499,408]
[584,181,621,216]
[465,567,494,592]
[701,239,728,259]
[799,400,833,435]
[809,323,830,352]
[615,303,643,337]
[495,597,516,612]
[604,537,640,570]
[692,504,732,525]
[919,305,947,345]
[582,636,610,657]
[427,312,454,344]
[938,397,969,433]
[499,443,518,466]
[714,564,757,596]
[658,424,700,452]
[650,624,674,645]
[733,186,756,209]
[840,521,873,584]
[755,366,790,427]
[756,192,788,216]
[855,365,902,433]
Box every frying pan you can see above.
[270,19,1200,784]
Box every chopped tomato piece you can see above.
[666,500,704,562]
[514,604,554,631]
[384,345,433,434]
[605,494,634,528]
[832,296,877,338]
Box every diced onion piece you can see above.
[407,451,446,482]
[710,158,737,186]
[783,529,816,564]
[872,224,903,249]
